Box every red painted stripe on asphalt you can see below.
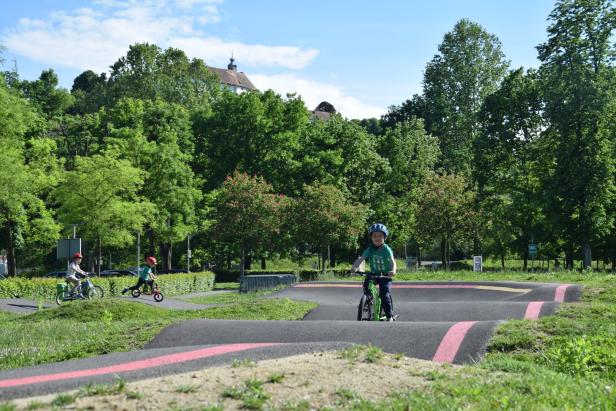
[524,301,544,320]
[0,343,280,388]
[295,284,477,289]
[432,321,478,363]
[554,284,570,302]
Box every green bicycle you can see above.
[356,272,397,321]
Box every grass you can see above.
[0,297,316,370]
[186,287,284,305]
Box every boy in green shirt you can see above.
[351,223,397,321]
[122,256,157,295]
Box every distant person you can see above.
[351,223,397,321]
[122,256,157,295]
[66,252,88,298]
[0,255,6,276]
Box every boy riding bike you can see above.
[122,256,157,295]
[351,223,397,321]
[66,252,88,298]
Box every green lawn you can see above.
[0,297,316,371]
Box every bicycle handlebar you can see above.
[352,271,392,279]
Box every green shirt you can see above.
[361,244,394,274]
[139,266,152,281]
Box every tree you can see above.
[423,19,509,178]
[292,183,368,273]
[54,152,152,275]
[0,78,61,275]
[208,172,287,276]
[475,68,546,268]
[373,118,439,250]
[14,69,74,120]
[537,0,616,269]
[414,172,478,269]
[103,98,202,271]
[194,90,308,194]
[108,43,219,109]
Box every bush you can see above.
[0,272,215,300]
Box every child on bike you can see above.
[351,223,397,321]
[122,256,157,295]
[66,252,88,298]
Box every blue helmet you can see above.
[368,223,389,238]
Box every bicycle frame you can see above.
[364,276,382,321]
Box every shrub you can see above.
[0,272,215,300]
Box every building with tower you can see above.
[207,57,257,93]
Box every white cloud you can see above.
[251,73,386,120]
[2,0,317,73]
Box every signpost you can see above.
[473,255,483,272]
[528,243,537,271]
[57,238,82,272]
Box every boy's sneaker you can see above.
[387,317,395,322]
[121,288,129,295]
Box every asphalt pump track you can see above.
[0,281,582,399]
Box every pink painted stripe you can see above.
[295,284,477,289]
[432,321,478,363]
[554,284,570,303]
[524,301,544,320]
[0,343,280,388]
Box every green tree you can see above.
[537,0,616,269]
[423,19,509,178]
[103,98,201,271]
[194,90,307,194]
[54,152,152,275]
[373,118,439,250]
[292,183,368,273]
[0,78,61,275]
[15,69,74,120]
[475,68,545,269]
[208,172,287,276]
[108,43,219,109]
[414,172,478,269]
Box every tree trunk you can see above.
[3,217,17,277]
[96,235,102,276]
[226,253,232,270]
[440,239,446,267]
[244,254,252,271]
[582,242,592,270]
[240,248,245,277]
[565,247,574,270]
[417,245,422,267]
[523,249,528,271]
[160,243,172,272]
[501,254,505,271]
[261,257,266,270]
[329,246,336,268]
[445,238,450,271]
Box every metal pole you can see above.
[187,235,191,273]
[73,225,76,239]
[137,232,141,275]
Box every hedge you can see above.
[213,269,295,283]
[0,271,215,301]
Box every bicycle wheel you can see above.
[56,291,68,305]
[87,285,104,299]
[357,294,373,321]
[131,288,141,298]
[153,292,164,302]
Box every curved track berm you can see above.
[0,281,582,400]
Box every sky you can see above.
[0,0,556,119]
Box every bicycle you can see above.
[131,280,164,302]
[56,273,104,305]
[355,272,397,321]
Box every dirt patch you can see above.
[12,348,449,410]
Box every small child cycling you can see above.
[351,223,397,321]
[66,252,88,298]
[122,256,157,295]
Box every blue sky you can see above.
[0,0,555,118]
